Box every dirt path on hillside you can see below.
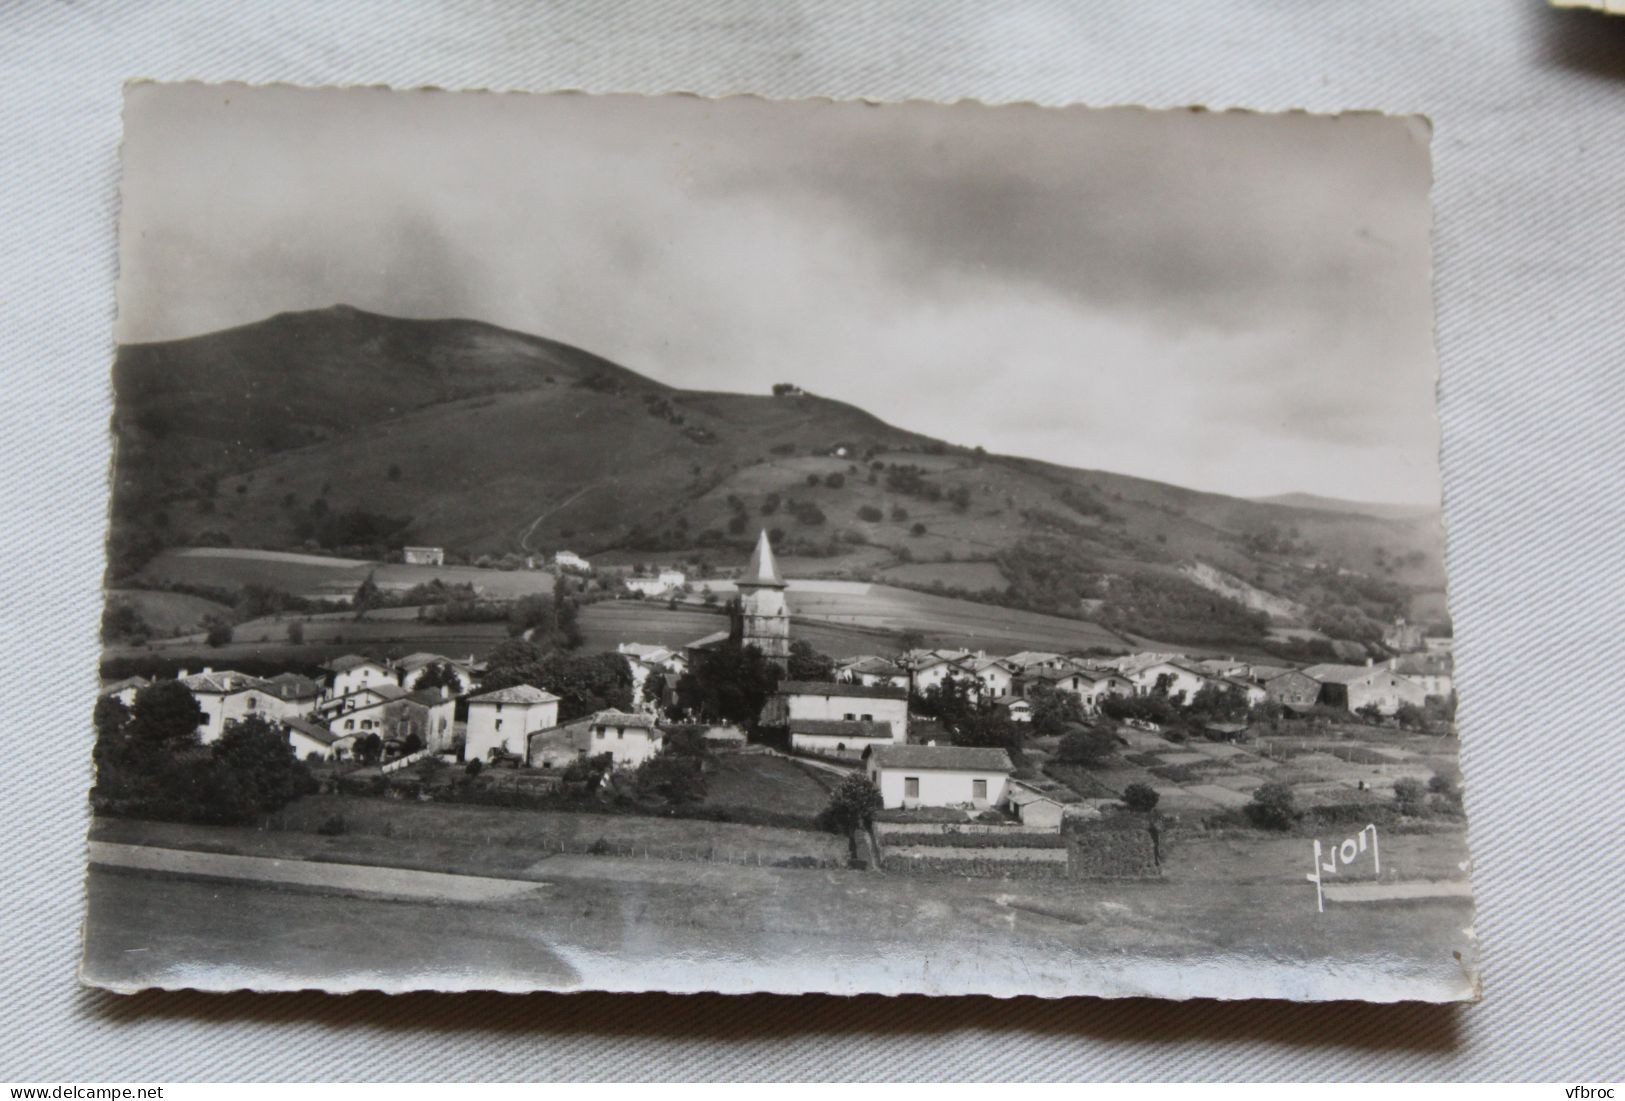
[517,484,600,554]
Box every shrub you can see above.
[824,472,845,489]
[1246,781,1299,830]
[1122,782,1160,813]
[817,773,883,835]
[317,814,348,836]
[204,616,234,648]
[1055,727,1116,767]
[857,505,884,522]
[910,522,927,536]
[891,505,909,521]
[1393,777,1428,816]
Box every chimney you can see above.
[202,666,213,675]
[178,668,189,679]
[1364,657,1373,667]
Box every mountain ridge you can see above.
[108,305,1449,652]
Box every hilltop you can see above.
[108,306,1448,654]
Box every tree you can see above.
[634,752,706,805]
[352,732,383,765]
[127,679,206,757]
[285,620,304,644]
[857,505,883,522]
[204,616,234,648]
[197,715,318,824]
[1056,726,1116,767]
[93,695,130,744]
[1356,703,1384,724]
[895,629,926,654]
[1028,685,1086,738]
[480,640,633,720]
[413,661,463,696]
[817,773,882,837]
[352,571,383,615]
[953,707,1018,751]
[1393,777,1428,817]
[910,522,927,537]
[1122,782,1160,813]
[787,640,836,682]
[675,640,780,723]
[1246,781,1298,830]
[1427,772,1464,815]
[1393,701,1426,731]
[890,505,909,522]
[1187,683,1249,724]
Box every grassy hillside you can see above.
[107,305,1449,654]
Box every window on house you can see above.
[904,777,920,799]
[596,728,605,739]
[861,713,872,722]
[344,719,354,730]
[844,712,856,721]
[246,696,256,710]
[495,719,503,731]
[616,727,624,739]
[973,779,987,800]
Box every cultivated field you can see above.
[1051,720,1461,820]
[104,588,233,635]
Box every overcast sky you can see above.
[118,84,1440,504]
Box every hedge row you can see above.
[880,831,1068,850]
[880,854,1070,880]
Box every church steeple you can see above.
[740,528,787,590]
[734,529,790,667]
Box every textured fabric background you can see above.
[2,0,1621,1082]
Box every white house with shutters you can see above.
[865,743,1014,810]
[465,684,561,762]
[585,710,665,766]
[760,681,910,742]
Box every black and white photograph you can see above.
[83,83,1474,1001]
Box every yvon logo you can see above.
[1306,823,1380,912]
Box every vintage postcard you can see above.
[84,84,1475,1001]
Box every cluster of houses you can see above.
[824,645,1452,726]
[99,531,1452,830]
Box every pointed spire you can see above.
[740,528,787,589]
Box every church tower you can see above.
[734,529,791,668]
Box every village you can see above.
[92,529,1463,888]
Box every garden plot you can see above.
[1183,784,1253,809]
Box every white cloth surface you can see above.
[1,0,1621,1081]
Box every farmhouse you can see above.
[866,743,1013,810]
[283,716,356,761]
[1262,668,1323,708]
[322,654,395,699]
[1020,665,1131,712]
[97,676,150,707]
[1004,782,1067,830]
[1303,662,1428,715]
[964,655,1018,698]
[177,669,277,743]
[761,680,910,741]
[525,718,595,769]
[1004,651,1069,673]
[327,689,457,753]
[837,655,909,689]
[995,695,1033,723]
[553,550,591,573]
[585,710,665,766]
[1103,653,1212,703]
[907,653,968,694]
[1395,652,1454,699]
[402,545,445,566]
[789,718,893,758]
[314,681,411,721]
[465,684,561,763]
[617,642,688,674]
[623,568,686,596]
[393,652,477,695]
[264,672,322,715]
